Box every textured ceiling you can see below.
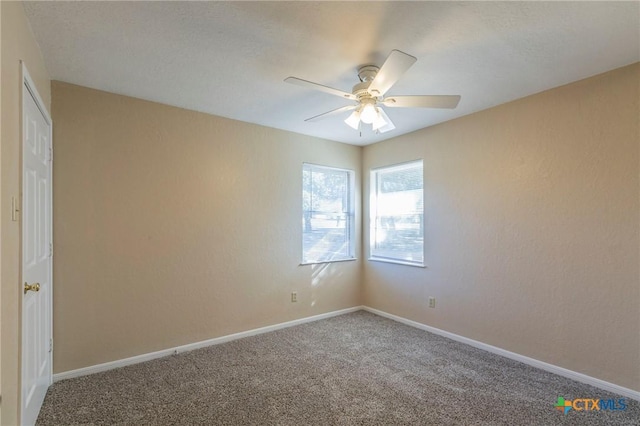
[23,1,639,146]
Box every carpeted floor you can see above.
[37,311,638,425]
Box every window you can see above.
[302,163,355,264]
[370,160,424,266]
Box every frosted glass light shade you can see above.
[344,110,361,129]
[372,110,388,130]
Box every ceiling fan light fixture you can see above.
[344,109,361,130]
[372,109,388,131]
[360,103,377,124]
[285,49,460,136]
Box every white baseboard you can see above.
[54,304,640,402]
[53,306,363,382]
[362,306,640,401]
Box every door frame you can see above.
[20,61,53,425]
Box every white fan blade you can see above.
[376,108,396,133]
[382,95,461,109]
[367,50,417,97]
[285,77,356,100]
[305,105,357,122]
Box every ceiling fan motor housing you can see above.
[354,65,380,100]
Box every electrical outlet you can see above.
[428,297,436,308]
[291,292,297,303]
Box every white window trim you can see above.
[369,160,425,267]
[367,257,426,268]
[301,163,356,265]
[299,258,356,266]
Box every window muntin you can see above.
[302,163,355,264]
[370,160,424,266]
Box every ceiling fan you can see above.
[285,50,461,134]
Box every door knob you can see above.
[24,282,40,294]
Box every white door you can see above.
[21,65,53,426]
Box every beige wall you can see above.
[52,64,639,393]
[1,1,51,424]
[51,82,362,374]
[46,58,640,396]
[363,63,640,391]
[0,1,51,424]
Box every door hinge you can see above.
[50,243,53,257]
[49,338,53,353]
[49,145,53,162]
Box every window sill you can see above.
[300,258,357,266]
[368,257,425,268]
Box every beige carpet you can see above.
[37,311,638,425]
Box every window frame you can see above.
[369,160,425,267]
[301,162,356,265]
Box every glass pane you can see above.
[303,212,350,262]
[302,164,353,263]
[371,162,424,264]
